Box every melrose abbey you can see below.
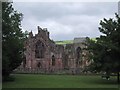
[18,26,91,74]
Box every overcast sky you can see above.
[12,2,118,41]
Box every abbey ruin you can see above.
[19,26,90,74]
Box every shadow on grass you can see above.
[2,75,15,82]
[88,76,118,85]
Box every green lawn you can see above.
[2,74,119,88]
[55,40,73,45]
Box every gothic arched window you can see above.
[35,40,45,58]
[76,47,81,66]
[76,47,81,59]
[64,54,68,69]
[52,55,55,66]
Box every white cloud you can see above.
[13,0,119,2]
[13,2,118,40]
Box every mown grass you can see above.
[2,74,119,88]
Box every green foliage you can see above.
[90,38,97,41]
[2,75,15,82]
[87,14,120,74]
[2,2,25,80]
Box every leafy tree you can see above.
[2,2,25,81]
[87,14,120,83]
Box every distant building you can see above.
[19,26,90,74]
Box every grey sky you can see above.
[13,2,118,41]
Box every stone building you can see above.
[20,26,90,74]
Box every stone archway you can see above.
[52,55,55,66]
[75,47,82,74]
[76,47,81,66]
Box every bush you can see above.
[3,75,15,82]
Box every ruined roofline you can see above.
[38,26,48,32]
[28,26,49,38]
[74,37,87,44]
[28,26,88,44]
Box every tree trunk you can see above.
[117,72,119,84]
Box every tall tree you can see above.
[2,2,25,80]
[87,14,120,83]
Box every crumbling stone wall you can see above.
[20,26,90,74]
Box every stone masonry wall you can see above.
[19,26,90,74]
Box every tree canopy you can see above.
[2,2,25,80]
[87,13,120,83]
